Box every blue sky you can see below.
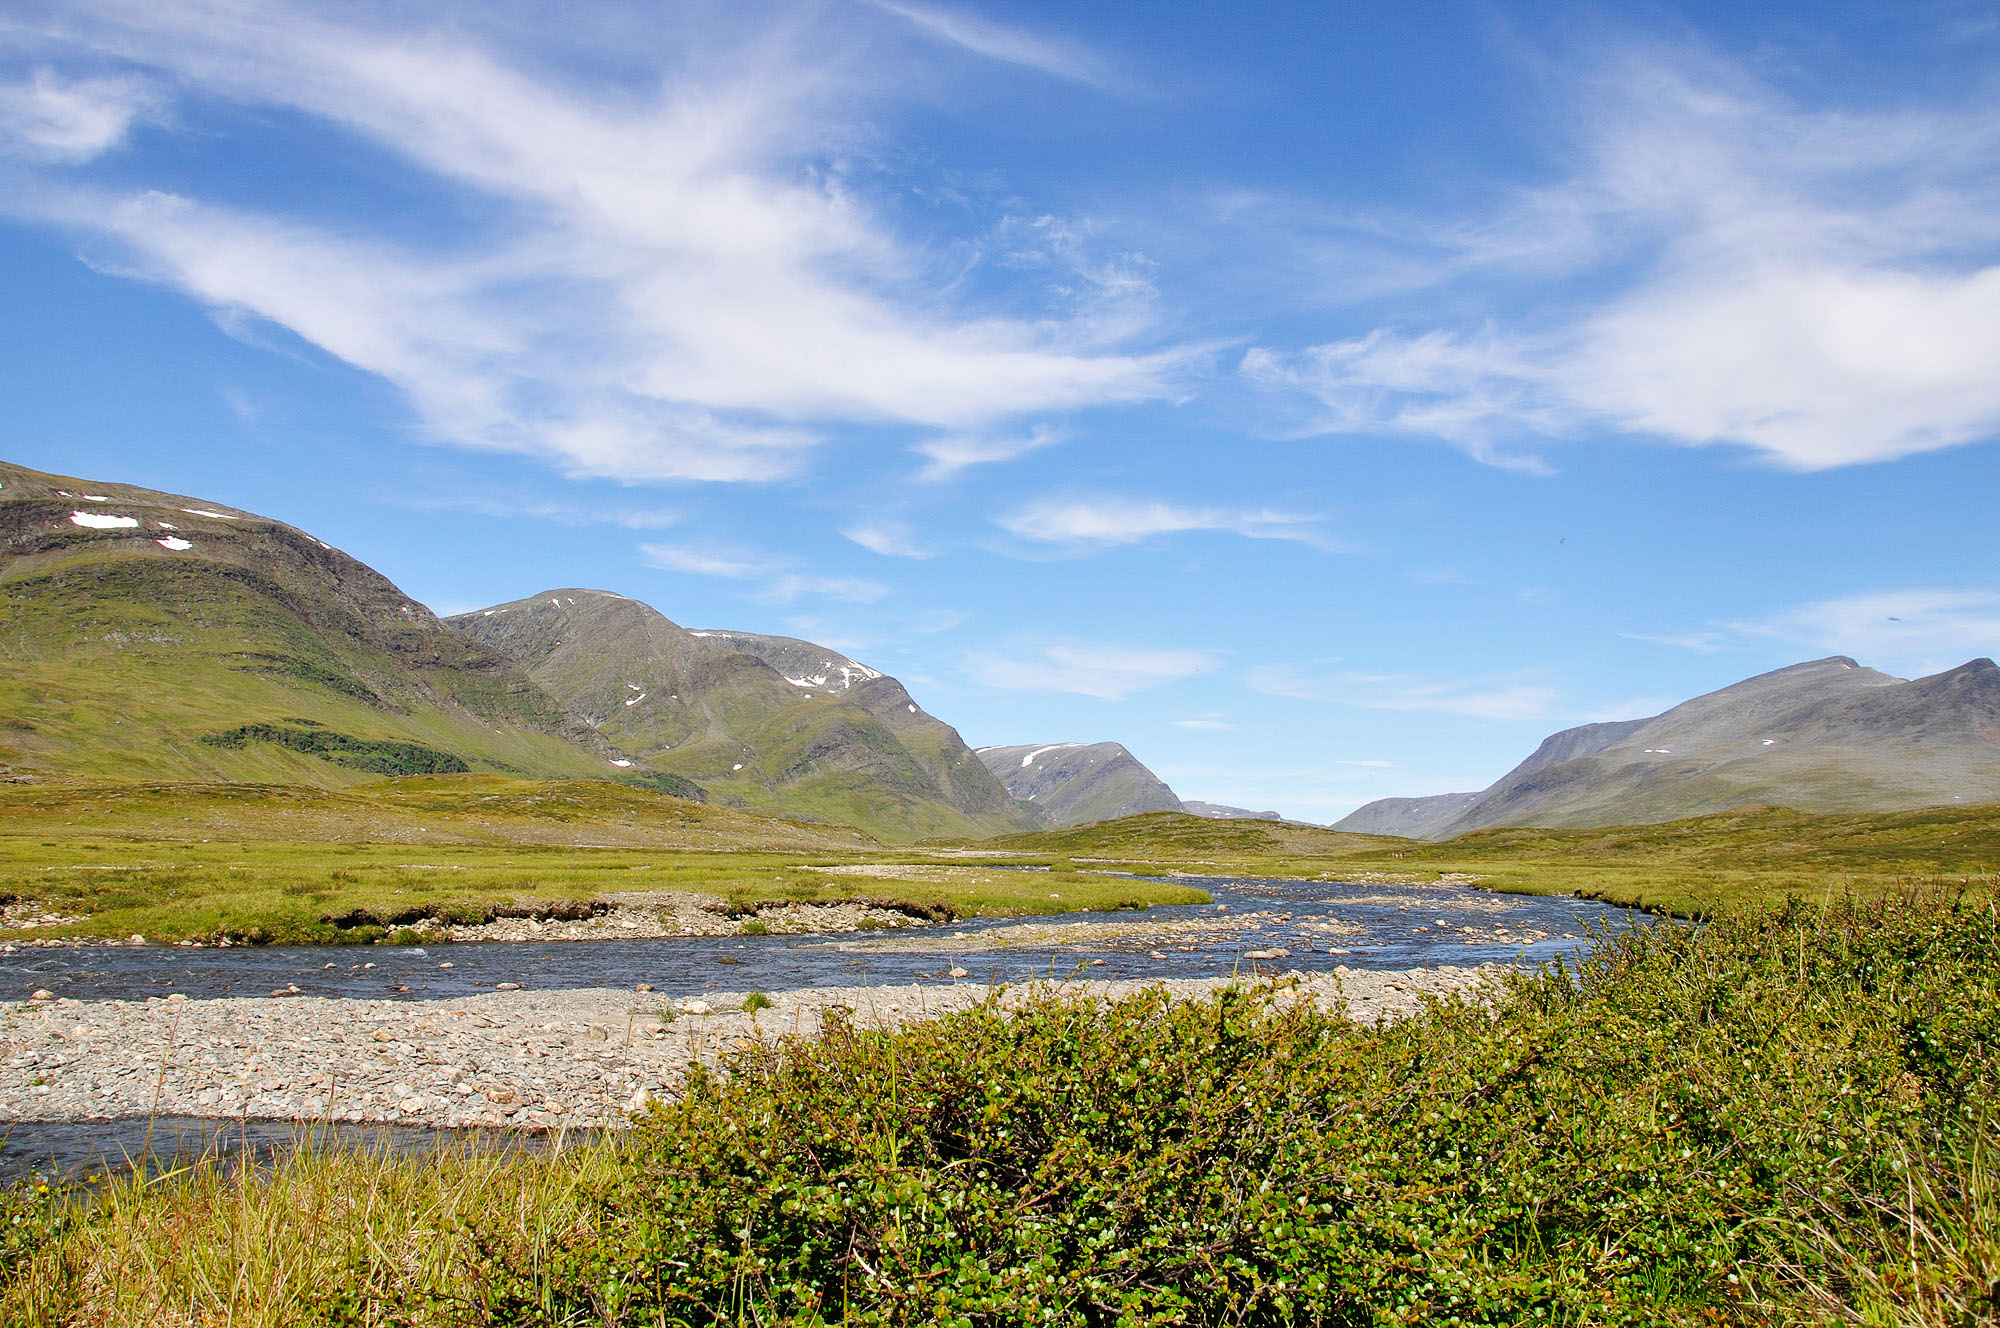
[4,0,1999,821]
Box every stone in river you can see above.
[494,982,522,990]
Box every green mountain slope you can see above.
[688,629,1035,834]
[0,460,618,786]
[448,593,1040,842]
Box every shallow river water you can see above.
[3,874,1632,1004]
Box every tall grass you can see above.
[4,1131,614,1327]
[7,888,1997,1325]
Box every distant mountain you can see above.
[0,460,617,786]
[1334,656,2000,838]
[1182,800,1289,822]
[450,596,1035,842]
[976,742,1183,828]
[687,629,1034,835]
[1320,792,1483,838]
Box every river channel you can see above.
[3,875,1642,1183]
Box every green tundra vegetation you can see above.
[4,780,1998,944]
[986,802,2000,915]
[0,776,1207,944]
[5,889,1995,1325]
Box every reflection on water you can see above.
[0,1115,592,1187]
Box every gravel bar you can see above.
[1,965,1497,1131]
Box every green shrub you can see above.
[541,890,1999,1326]
[742,991,773,1013]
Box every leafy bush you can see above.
[538,890,1999,1326]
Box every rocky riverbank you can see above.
[1,965,1497,1131]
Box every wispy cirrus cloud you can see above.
[841,519,933,559]
[1244,50,2000,471]
[638,541,887,604]
[997,495,1336,549]
[1633,587,2000,678]
[403,489,678,530]
[1248,664,1558,721]
[863,0,1127,90]
[0,0,1182,485]
[0,68,162,161]
[912,425,1064,481]
[967,641,1220,699]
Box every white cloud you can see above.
[998,495,1333,548]
[1171,715,1235,731]
[864,0,1123,90]
[1248,665,1558,721]
[1619,630,1727,653]
[912,425,1063,480]
[4,1,1181,483]
[639,540,886,604]
[1628,588,2000,679]
[1739,589,2000,677]
[841,520,932,559]
[760,573,889,605]
[967,641,1220,700]
[409,490,678,530]
[0,69,160,161]
[638,544,774,580]
[1245,52,2000,471]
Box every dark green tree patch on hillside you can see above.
[225,651,384,706]
[619,770,708,803]
[199,724,468,776]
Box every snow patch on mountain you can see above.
[69,511,138,529]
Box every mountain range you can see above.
[1334,656,2000,838]
[10,458,1997,843]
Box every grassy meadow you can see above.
[987,802,2000,915]
[0,776,1208,945]
[6,889,1996,1325]
[5,778,1999,944]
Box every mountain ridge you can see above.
[0,460,618,787]
[450,594,1037,842]
[1334,655,2000,838]
[976,741,1183,828]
